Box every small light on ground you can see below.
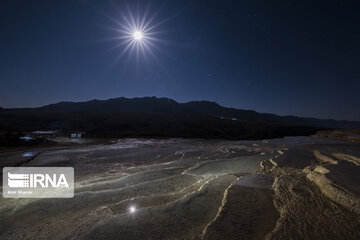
[129,206,136,213]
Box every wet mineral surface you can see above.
[0,133,359,239]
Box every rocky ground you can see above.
[0,131,359,239]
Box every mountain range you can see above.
[1,97,359,139]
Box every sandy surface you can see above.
[0,134,359,239]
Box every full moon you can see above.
[133,31,143,40]
[107,7,164,62]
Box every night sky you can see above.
[1,0,359,121]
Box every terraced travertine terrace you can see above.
[0,135,359,239]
